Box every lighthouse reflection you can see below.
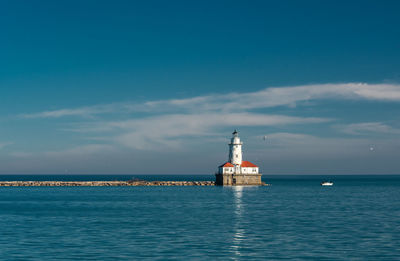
[230,185,259,258]
[231,186,245,258]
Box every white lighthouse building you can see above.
[215,130,262,186]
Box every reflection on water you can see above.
[231,186,244,258]
[1,177,400,260]
[233,186,243,215]
[231,186,262,259]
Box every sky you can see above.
[1,0,400,174]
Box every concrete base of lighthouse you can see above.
[215,173,262,186]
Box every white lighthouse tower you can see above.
[229,130,242,166]
[215,130,262,186]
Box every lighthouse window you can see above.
[235,154,238,158]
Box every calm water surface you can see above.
[0,175,399,260]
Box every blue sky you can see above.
[1,0,400,174]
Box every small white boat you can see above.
[321,181,333,186]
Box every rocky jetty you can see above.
[0,180,216,187]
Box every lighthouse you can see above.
[215,130,263,186]
[229,130,243,165]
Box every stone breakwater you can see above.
[0,181,216,187]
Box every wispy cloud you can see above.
[18,82,400,150]
[146,83,400,112]
[42,144,115,157]
[4,144,118,174]
[0,142,12,150]
[243,132,400,174]
[20,83,400,119]
[19,104,120,119]
[9,144,114,159]
[64,113,328,150]
[7,82,400,174]
[255,132,398,157]
[107,113,329,149]
[339,122,400,135]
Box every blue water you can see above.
[0,175,399,260]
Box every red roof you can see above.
[241,161,258,167]
[219,161,258,168]
[219,162,234,168]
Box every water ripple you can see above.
[0,176,399,260]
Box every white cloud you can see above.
[339,122,400,135]
[141,83,400,113]
[8,82,400,174]
[15,82,400,152]
[21,107,104,119]
[20,83,400,118]
[19,103,137,119]
[94,113,329,150]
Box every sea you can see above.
[0,174,399,260]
